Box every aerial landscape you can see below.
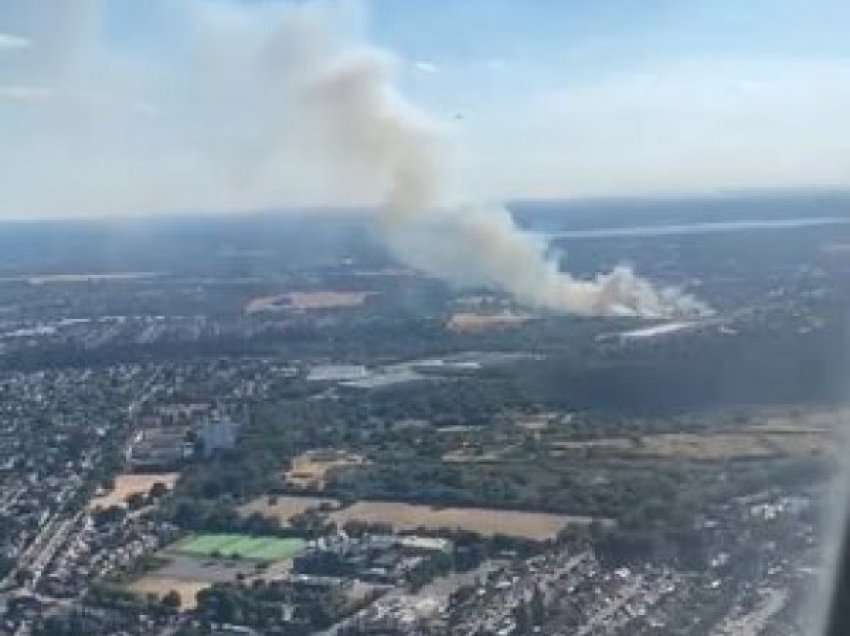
[0,195,846,635]
[1,1,849,635]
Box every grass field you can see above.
[171,534,306,561]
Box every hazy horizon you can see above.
[2,0,850,220]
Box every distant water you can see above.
[619,322,695,339]
[545,217,850,239]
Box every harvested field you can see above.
[447,312,532,333]
[285,450,366,490]
[329,501,603,541]
[128,577,210,610]
[246,291,374,314]
[172,534,306,561]
[633,432,829,460]
[239,495,339,524]
[89,472,179,509]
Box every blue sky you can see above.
[1,0,849,218]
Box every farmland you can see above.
[329,501,604,541]
[631,431,830,460]
[171,533,306,561]
[545,426,831,461]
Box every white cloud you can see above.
[0,85,51,101]
[414,60,438,74]
[0,0,397,219]
[133,101,159,117]
[0,32,30,50]
[0,0,847,220]
[459,58,850,199]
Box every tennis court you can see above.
[172,533,306,561]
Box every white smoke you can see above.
[1,0,709,317]
[277,8,709,318]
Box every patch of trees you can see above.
[164,497,295,537]
[83,582,179,617]
[519,320,850,413]
[196,579,348,633]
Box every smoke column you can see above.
[278,8,709,318]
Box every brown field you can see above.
[632,432,829,460]
[128,577,209,610]
[89,472,179,509]
[285,450,366,491]
[447,312,532,333]
[239,495,340,524]
[329,501,604,541]
[545,414,833,460]
[246,291,374,314]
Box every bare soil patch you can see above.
[89,472,179,509]
[284,450,366,491]
[238,495,340,525]
[329,501,603,541]
[632,432,829,460]
[128,577,210,610]
[246,291,374,314]
[447,312,532,333]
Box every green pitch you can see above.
[173,533,306,561]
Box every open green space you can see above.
[171,533,306,561]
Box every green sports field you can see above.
[171,534,306,561]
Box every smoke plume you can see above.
[1,0,708,317]
[280,8,708,318]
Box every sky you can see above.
[0,0,849,219]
